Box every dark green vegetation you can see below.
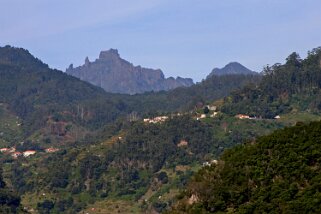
[222,48,321,118]
[6,116,216,213]
[0,167,24,213]
[133,73,261,116]
[0,46,131,146]
[171,121,321,213]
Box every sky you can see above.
[1,0,321,82]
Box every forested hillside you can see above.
[4,113,289,213]
[131,73,261,116]
[0,46,136,142]
[170,120,321,213]
[222,47,321,118]
[6,116,216,213]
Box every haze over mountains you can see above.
[65,48,258,94]
[66,49,194,94]
[207,62,257,78]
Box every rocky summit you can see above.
[66,49,193,94]
[207,62,257,78]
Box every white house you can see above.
[11,152,22,158]
[0,148,9,153]
[23,150,36,157]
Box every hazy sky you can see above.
[1,0,321,81]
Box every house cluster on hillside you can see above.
[0,146,59,159]
[143,116,169,124]
[0,147,36,158]
[235,114,281,120]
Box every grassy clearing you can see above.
[278,111,321,125]
[79,199,141,214]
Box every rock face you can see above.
[207,62,257,78]
[66,49,193,94]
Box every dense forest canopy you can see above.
[0,166,23,213]
[171,120,321,213]
[8,116,218,213]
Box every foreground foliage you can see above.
[0,167,24,213]
[171,121,321,213]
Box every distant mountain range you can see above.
[207,62,257,78]
[66,49,194,94]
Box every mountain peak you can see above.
[225,61,245,67]
[99,49,120,60]
[84,57,90,66]
[0,45,48,69]
[207,62,257,78]
[66,49,193,94]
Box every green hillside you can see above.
[170,120,321,213]
[0,46,134,146]
[3,113,302,213]
[130,73,261,115]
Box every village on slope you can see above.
[0,146,59,159]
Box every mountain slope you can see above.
[8,116,217,213]
[129,73,262,114]
[0,46,133,146]
[207,62,257,78]
[66,49,194,94]
[170,120,321,213]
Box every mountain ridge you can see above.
[66,49,194,94]
[207,62,257,78]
